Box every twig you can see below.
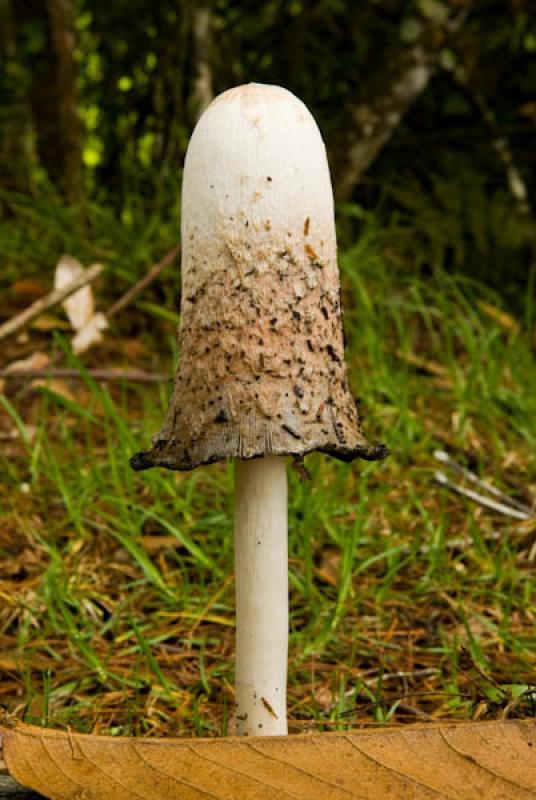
[392,703,435,721]
[396,350,449,380]
[419,532,502,554]
[446,60,531,215]
[106,245,181,318]
[0,245,180,348]
[434,471,532,521]
[338,689,461,720]
[360,669,439,686]
[434,450,533,515]
[0,368,167,383]
[0,263,103,343]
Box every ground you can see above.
[1,215,535,737]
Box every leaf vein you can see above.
[345,734,453,799]
[438,728,536,797]
[186,742,301,800]
[74,738,148,800]
[247,742,359,798]
[132,742,221,799]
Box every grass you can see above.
[0,203,535,737]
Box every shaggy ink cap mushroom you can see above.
[130,83,388,473]
[131,84,388,737]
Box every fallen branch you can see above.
[333,2,473,199]
[395,349,453,389]
[447,60,531,216]
[0,263,103,343]
[0,245,181,349]
[434,470,532,520]
[434,449,533,515]
[0,367,167,383]
[106,245,180,318]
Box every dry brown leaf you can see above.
[477,300,521,334]
[0,656,19,671]
[54,255,108,354]
[1,351,52,409]
[316,548,341,587]
[71,312,108,355]
[394,350,453,390]
[1,718,536,799]
[4,352,51,375]
[31,378,77,402]
[313,685,334,711]
[30,313,71,331]
[395,349,449,379]
[54,256,96,332]
[10,279,48,298]
[141,535,187,552]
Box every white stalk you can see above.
[234,455,288,736]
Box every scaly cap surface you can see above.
[132,84,387,471]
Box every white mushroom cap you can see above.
[131,84,387,471]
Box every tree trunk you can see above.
[0,0,32,193]
[12,0,63,192]
[450,62,531,215]
[46,0,84,205]
[190,1,213,120]
[333,2,473,200]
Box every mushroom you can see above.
[131,83,388,736]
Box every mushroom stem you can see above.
[234,455,288,736]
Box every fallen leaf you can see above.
[1,718,535,799]
[141,535,187,552]
[4,352,51,375]
[394,350,453,390]
[52,255,108,354]
[32,378,76,402]
[477,300,521,334]
[0,656,18,671]
[71,312,108,355]
[30,314,70,331]
[316,548,341,587]
[395,349,449,379]
[122,339,150,359]
[10,279,48,297]
[54,255,96,332]
[0,425,37,443]
[313,685,333,711]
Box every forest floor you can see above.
[1,207,535,738]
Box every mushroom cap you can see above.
[131,84,388,472]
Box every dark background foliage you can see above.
[1,0,535,307]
